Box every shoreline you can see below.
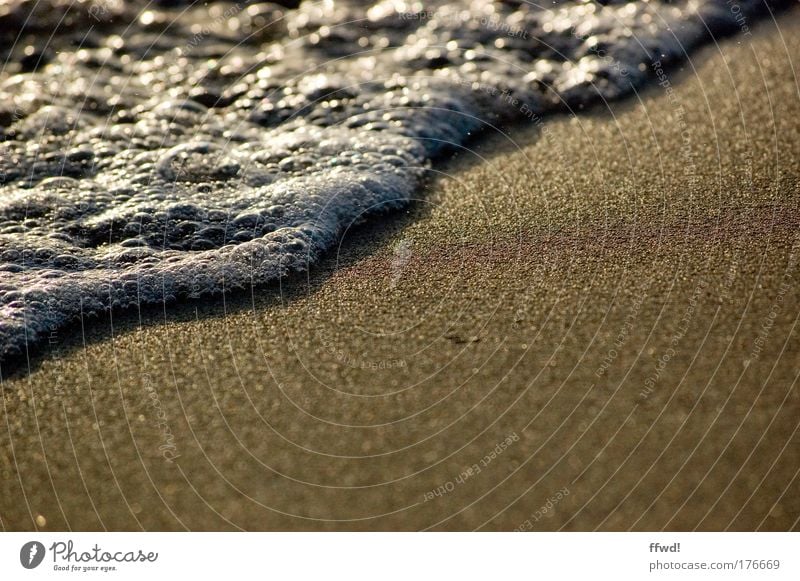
[2,10,800,531]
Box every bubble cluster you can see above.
[0,0,777,360]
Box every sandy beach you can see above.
[2,9,799,531]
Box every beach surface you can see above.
[2,10,799,531]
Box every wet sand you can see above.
[1,11,799,531]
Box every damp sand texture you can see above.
[2,12,800,531]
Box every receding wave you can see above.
[0,0,782,361]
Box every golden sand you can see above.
[2,11,799,531]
